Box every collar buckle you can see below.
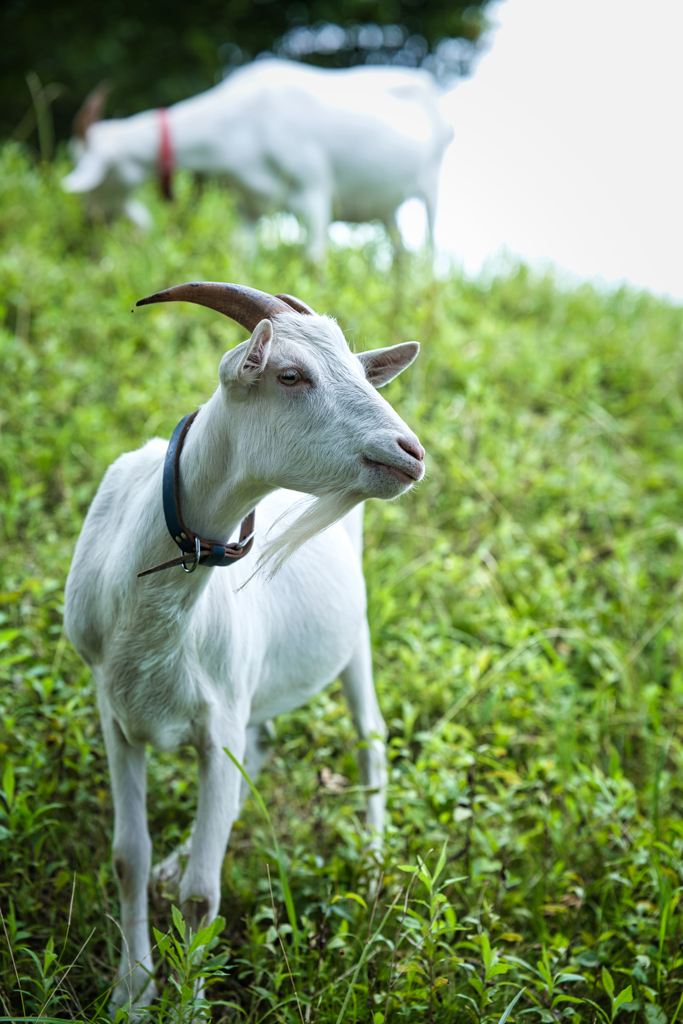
[181,536,201,573]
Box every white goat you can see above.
[61,60,453,258]
[63,282,425,1012]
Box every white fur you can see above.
[62,60,454,259]
[64,309,424,1014]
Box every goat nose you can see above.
[397,438,424,462]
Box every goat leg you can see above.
[179,716,247,934]
[340,619,387,852]
[100,699,156,1017]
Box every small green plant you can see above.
[145,907,237,1024]
[391,842,465,1019]
[451,930,516,1024]
[505,948,588,1020]
[580,967,634,1024]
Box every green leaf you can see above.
[613,986,633,1014]
[486,964,510,981]
[171,904,186,941]
[468,976,485,997]
[42,937,57,976]
[536,960,553,989]
[434,838,448,884]
[417,857,433,891]
[165,947,184,972]
[153,927,171,955]
[497,987,526,1024]
[332,892,368,909]
[481,931,492,970]
[203,953,229,968]
[582,997,612,1023]
[2,761,14,809]
[552,995,585,1008]
[190,914,225,953]
[602,966,615,999]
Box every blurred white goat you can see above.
[62,60,453,258]
[63,282,425,1013]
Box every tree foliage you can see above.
[2,0,490,147]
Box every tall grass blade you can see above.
[224,745,299,950]
[497,987,526,1024]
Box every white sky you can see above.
[400,0,683,299]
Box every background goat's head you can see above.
[138,282,425,573]
[63,87,151,226]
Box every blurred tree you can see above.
[1,0,492,147]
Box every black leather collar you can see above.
[138,411,255,577]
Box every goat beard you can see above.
[251,490,362,582]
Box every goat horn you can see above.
[276,293,314,315]
[136,282,309,333]
[73,80,111,140]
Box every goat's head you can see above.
[62,125,145,200]
[63,86,144,205]
[138,281,424,498]
[138,282,425,570]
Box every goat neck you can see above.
[168,389,270,547]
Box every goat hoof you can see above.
[150,850,183,898]
[150,834,193,898]
[109,976,157,1021]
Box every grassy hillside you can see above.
[2,143,683,1022]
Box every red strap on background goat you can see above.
[157,108,174,201]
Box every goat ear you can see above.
[237,319,273,384]
[357,342,419,388]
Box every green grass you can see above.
[2,141,683,1022]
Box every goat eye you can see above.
[278,368,302,385]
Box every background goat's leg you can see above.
[288,178,331,262]
[239,723,273,808]
[150,829,192,896]
[179,718,247,934]
[151,723,271,899]
[101,701,156,1013]
[340,620,387,847]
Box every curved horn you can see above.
[136,282,304,333]
[276,293,314,315]
[73,80,111,140]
